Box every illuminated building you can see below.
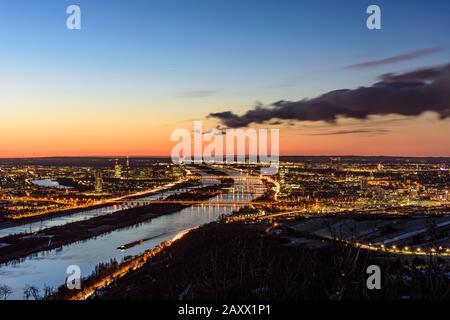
[95,171,103,193]
[360,178,368,191]
[114,159,122,178]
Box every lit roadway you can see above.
[342,239,450,258]
[109,199,274,206]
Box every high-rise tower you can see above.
[114,159,122,178]
[95,171,103,192]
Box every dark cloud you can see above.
[346,47,444,69]
[209,64,450,128]
[179,90,217,98]
[269,120,283,125]
[194,125,227,136]
[307,129,390,136]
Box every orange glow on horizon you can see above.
[1,113,450,158]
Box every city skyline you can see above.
[1,0,450,305]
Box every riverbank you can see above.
[52,238,176,300]
[0,179,233,265]
[0,178,198,230]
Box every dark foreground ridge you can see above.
[95,222,450,300]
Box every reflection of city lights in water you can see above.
[172,228,194,242]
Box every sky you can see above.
[0,0,449,157]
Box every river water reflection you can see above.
[0,184,203,238]
[0,170,265,299]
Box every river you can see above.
[31,179,72,189]
[0,182,206,238]
[0,170,264,299]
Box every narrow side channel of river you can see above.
[0,170,265,299]
[0,175,214,238]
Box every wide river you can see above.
[0,181,207,238]
[0,170,265,299]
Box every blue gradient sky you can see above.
[0,0,449,156]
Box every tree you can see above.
[0,284,13,300]
[23,285,41,300]
[43,285,56,300]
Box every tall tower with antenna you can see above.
[125,156,131,178]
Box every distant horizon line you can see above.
[1,155,450,159]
